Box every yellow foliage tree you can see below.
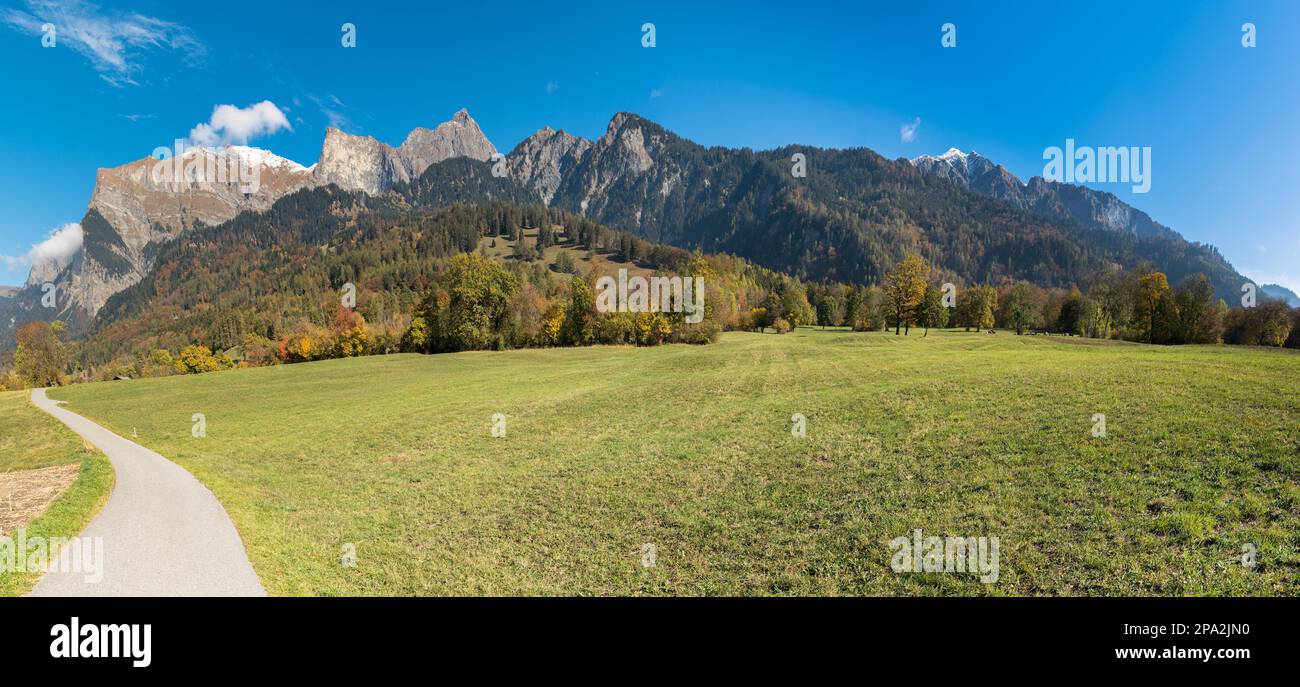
[883,253,929,335]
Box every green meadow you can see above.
[47,329,1300,595]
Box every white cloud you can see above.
[649,88,663,99]
[2,222,83,272]
[900,117,921,143]
[187,101,292,147]
[2,0,204,87]
[546,80,559,95]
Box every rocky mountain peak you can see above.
[911,147,1177,239]
[20,145,318,317]
[398,109,497,174]
[313,128,407,196]
[507,126,592,205]
[314,111,498,197]
[603,112,651,141]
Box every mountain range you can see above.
[910,148,1178,240]
[0,108,1256,348]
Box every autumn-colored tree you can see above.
[883,254,929,335]
[507,286,549,346]
[331,307,369,357]
[337,326,368,357]
[633,311,673,345]
[1255,301,1293,347]
[0,369,24,391]
[174,345,227,374]
[541,301,566,345]
[956,285,998,331]
[280,333,318,363]
[14,320,67,387]
[1223,302,1292,346]
[401,316,430,352]
[1135,272,1170,342]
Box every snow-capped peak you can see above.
[173,145,309,172]
[222,145,310,172]
[915,147,967,164]
[911,148,975,165]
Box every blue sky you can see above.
[0,0,1296,291]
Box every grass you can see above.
[46,329,1300,596]
[0,390,115,596]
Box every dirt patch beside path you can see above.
[0,463,81,535]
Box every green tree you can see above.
[918,284,949,336]
[1001,282,1035,334]
[563,275,596,345]
[781,283,815,328]
[1056,288,1084,335]
[1174,274,1219,344]
[554,251,576,274]
[842,288,864,328]
[816,296,841,329]
[1150,289,1181,344]
[437,253,519,350]
[956,285,997,332]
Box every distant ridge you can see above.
[1,110,1252,350]
[1261,283,1300,307]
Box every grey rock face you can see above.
[24,252,73,289]
[58,147,314,316]
[26,110,499,322]
[314,109,498,196]
[506,126,592,204]
[398,108,498,174]
[312,128,410,196]
[559,113,674,219]
[538,112,737,248]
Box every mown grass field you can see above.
[47,329,1300,596]
[0,390,114,596]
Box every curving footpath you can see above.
[28,388,265,596]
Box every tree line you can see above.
[3,195,1295,391]
[795,253,1299,349]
